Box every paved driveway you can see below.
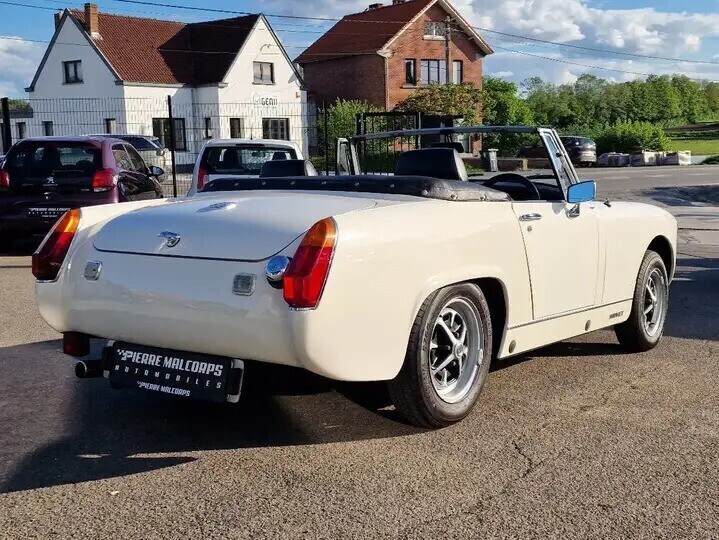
[0,171,717,539]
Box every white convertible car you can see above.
[33,127,677,428]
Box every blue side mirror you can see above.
[567,180,596,204]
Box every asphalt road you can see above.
[0,168,718,539]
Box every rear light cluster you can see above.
[197,167,208,190]
[32,209,81,281]
[0,169,9,190]
[92,168,118,192]
[283,217,337,309]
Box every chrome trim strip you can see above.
[507,299,631,330]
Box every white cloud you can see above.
[0,36,43,96]
[469,0,719,56]
[491,70,514,78]
[457,0,719,84]
[268,0,719,85]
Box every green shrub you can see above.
[701,155,719,165]
[595,122,670,154]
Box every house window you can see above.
[43,121,54,136]
[262,118,289,140]
[105,118,116,134]
[229,118,244,139]
[453,60,463,84]
[253,62,274,84]
[204,117,212,139]
[63,60,83,84]
[152,117,186,151]
[421,59,447,85]
[17,122,26,139]
[424,21,445,38]
[405,59,416,85]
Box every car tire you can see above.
[387,283,492,428]
[614,250,669,352]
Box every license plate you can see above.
[27,207,70,220]
[108,342,244,403]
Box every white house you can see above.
[18,3,309,164]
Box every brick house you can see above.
[296,0,493,109]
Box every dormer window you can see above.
[63,60,83,84]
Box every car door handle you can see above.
[519,213,542,222]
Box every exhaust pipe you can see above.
[75,359,103,379]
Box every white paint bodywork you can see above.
[35,188,677,382]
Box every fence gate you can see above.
[355,111,422,174]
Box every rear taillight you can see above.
[283,217,337,309]
[32,209,81,281]
[0,169,9,190]
[92,169,117,192]
[197,167,207,190]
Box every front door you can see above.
[512,129,600,320]
[513,200,599,319]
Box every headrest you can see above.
[395,148,468,181]
[221,150,240,167]
[259,159,318,178]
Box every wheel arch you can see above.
[470,277,508,359]
[647,235,675,280]
[411,275,509,361]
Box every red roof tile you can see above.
[69,10,259,85]
[296,0,435,64]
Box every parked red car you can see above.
[0,136,164,250]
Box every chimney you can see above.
[84,3,99,37]
[392,0,407,4]
[54,11,62,29]
[367,3,383,10]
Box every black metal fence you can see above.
[1,96,324,196]
[0,97,471,190]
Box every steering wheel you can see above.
[482,173,542,201]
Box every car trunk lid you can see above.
[93,192,376,261]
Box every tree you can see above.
[480,77,534,155]
[671,76,708,123]
[394,82,483,125]
[7,99,30,112]
[703,82,719,115]
[314,98,383,171]
[595,121,670,153]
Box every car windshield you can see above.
[4,141,102,183]
[118,136,161,151]
[202,146,297,176]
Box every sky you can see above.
[1,0,719,96]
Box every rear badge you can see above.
[158,231,181,248]
[232,274,256,296]
[197,202,237,213]
[84,261,102,281]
